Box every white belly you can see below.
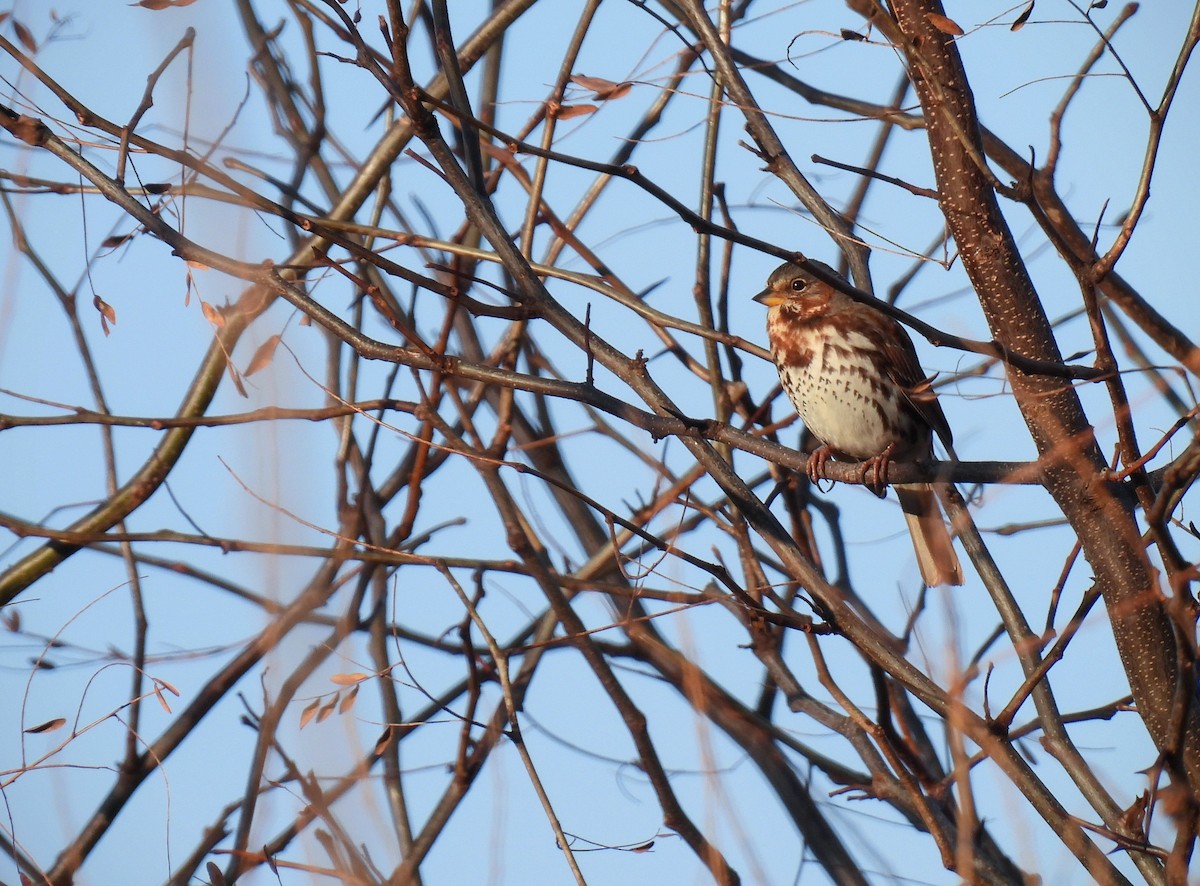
[778,336,907,459]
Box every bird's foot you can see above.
[859,443,895,498]
[806,444,835,485]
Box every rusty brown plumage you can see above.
[755,261,963,587]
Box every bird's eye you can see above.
[791,278,807,292]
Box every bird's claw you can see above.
[806,444,835,485]
[859,444,895,498]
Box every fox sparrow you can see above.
[754,261,963,586]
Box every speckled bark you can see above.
[879,0,1200,789]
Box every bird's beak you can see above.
[753,288,785,307]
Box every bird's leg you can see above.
[859,443,895,498]
[806,444,835,484]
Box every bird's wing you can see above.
[874,313,955,451]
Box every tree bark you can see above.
[869,0,1200,791]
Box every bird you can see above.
[753,260,963,587]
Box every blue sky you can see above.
[1,1,1197,883]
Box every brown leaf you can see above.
[12,19,37,53]
[299,699,320,729]
[3,609,20,632]
[316,698,337,723]
[631,841,655,853]
[245,334,282,377]
[205,862,227,886]
[94,295,116,324]
[839,28,866,41]
[571,74,616,93]
[338,686,359,714]
[158,679,181,697]
[330,672,368,686]
[225,359,248,398]
[154,685,173,714]
[136,0,199,8]
[1011,1,1034,30]
[24,717,66,734]
[926,12,964,36]
[94,296,116,336]
[101,232,135,250]
[556,104,598,120]
[200,300,225,328]
[570,74,633,101]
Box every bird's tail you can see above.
[895,485,963,587]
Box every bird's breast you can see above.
[769,316,921,459]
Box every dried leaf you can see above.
[1089,0,1107,8]
[316,698,337,723]
[556,104,598,120]
[571,73,617,93]
[186,260,209,270]
[265,847,278,875]
[94,296,116,336]
[245,334,282,377]
[631,840,655,853]
[225,359,248,398]
[12,19,37,53]
[600,82,632,100]
[926,12,964,36]
[0,14,10,26]
[24,717,66,734]
[338,686,359,714]
[330,672,368,686]
[200,300,225,328]
[1011,0,1034,30]
[570,74,633,101]
[299,699,320,729]
[136,0,199,8]
[158,679,181,697]
[3,609,20,632]
[101,232,135,250]
[839,28,866,41]
[206,861,227,886]
[153,684,173,714]
[94,295,116,324]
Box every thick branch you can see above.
[873,0,1200,801]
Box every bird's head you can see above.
[752,260,846,310]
